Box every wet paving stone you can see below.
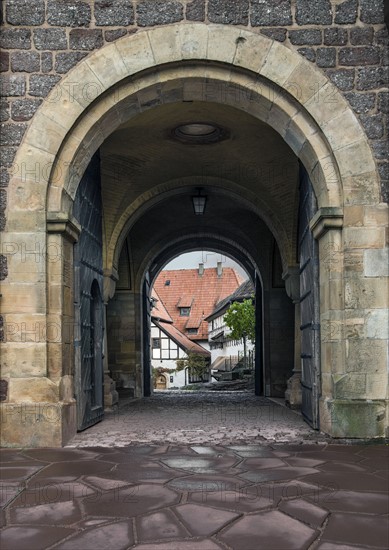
[82,483,180,517]
[306,489,389,514]
[1,526,75,550]
[317,461,367,472]
[0,465,45,481]
[53,520,134,550]
[239,466,320,482]
[322,512,389,548]
[136,509,190,541]
[1,442,388,549]
[218,510,318,549]
[30,460,114,483]
[278,498,329,527]
[160,455,238,474]
[174,503,239,536]
[189,486,275,513]
[168,474,247,492]
[10,500,81,525]
[10,481,94,507]
[303,471,389,492]
[133,540,224,549]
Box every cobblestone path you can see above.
[67,391,327,448]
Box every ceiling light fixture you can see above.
[172,122,228,144]
[192,187,207,215]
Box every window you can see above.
[187,328,198,334]
[152,338,161,349]
[179,307,191,316]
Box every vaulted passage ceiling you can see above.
[99,99,300,280]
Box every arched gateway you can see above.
[1,24,387,446]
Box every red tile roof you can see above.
[151,288,173,323]
[153,320,210,357]
[153,267,244,341]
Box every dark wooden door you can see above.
[298,164,320,429]
[74,153,104,431]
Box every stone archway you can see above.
[2,23,387,447]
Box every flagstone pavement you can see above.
[1,393,388,549]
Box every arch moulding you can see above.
[6,22,381,238]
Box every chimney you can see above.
[217,261,223,277]
[198,263,204,276]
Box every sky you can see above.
[164,251,249,280]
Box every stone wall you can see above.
[0,0,388,233]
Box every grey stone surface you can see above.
[0,188,6,210]
[104,29,128,42]
[41,52,53,73]
[137,1,183,27]
[326,69,355,90]
[251,0,292,27]
[296,0,332,25]
[297,47,316,62]
[0,146,17,168]
[260,28,287,42]
[350,27,374,46]
[208,0,249,25]
[0,255,8,281]
[29,74,61,97]
[0,100,9,123]
[324,28,348,46]
[11,98,42,121]
[377,91,389,114]
[0,74,26,97]
[6,0,45,26]
[47,1,91,27]
[0,122,26,146]
[316,47,336,68]
[186,0,205,21]
[94,0,134,26]
[359,114,384,139]
[339,47,380,66]
[357,67,389,90]
[372,141,389,161]
[55,51,88,73]
[289,29,322,45]
[33,28,67,50]
[69,29,104,50]
[0,52,9,72]
[0,169,10,188]
[381,182,389,203]
[378,163,389,181]
[10,51,40,73]
[344,92,375,114]
[0,28,31,50]
[360,0,384,24]
[335,0,357,24]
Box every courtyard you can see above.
[1,392,388,549]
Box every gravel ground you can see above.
[67,391,329,447]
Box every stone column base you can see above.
[104,373,119,410]
[0,400,77,448]
[285,372,302,409]
[319,398,387,438]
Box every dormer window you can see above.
[179,307,191,317]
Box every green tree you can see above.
[176,352,209,382]
[223,298,255,367]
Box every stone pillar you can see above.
[283,266,302,408]
[0,215,80,447]
[311,207,388,438]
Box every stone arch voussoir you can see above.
[6,23,380,233]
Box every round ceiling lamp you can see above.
[172,122,229,144]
